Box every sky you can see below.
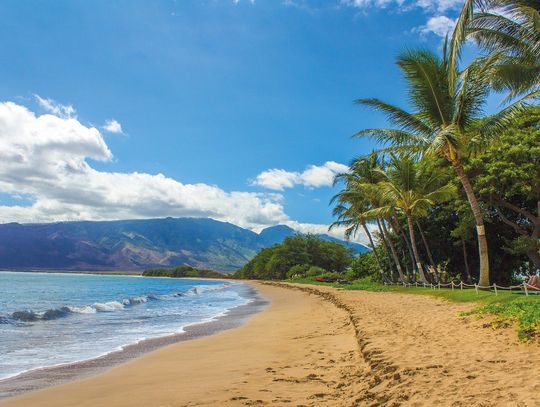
[0,0,464,243]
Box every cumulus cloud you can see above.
[251,161,349,191]
[284,220,375,247]
[343,0,459,12]
[417,15,456,37]
[34,95,76,119]
[0,100,290,230]
[103,119,123,134]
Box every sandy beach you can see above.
[2,282,540,406]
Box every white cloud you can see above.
[251,161,349,191]
[0,100,290,230]
[284,220,375,246]
[418,15,456,37]
[103,119,123,134]
[34,95,76,119]
[343,0,460,11]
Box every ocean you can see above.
[0,271,253,381]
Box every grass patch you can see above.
[287,276,540,342]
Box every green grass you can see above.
[288,276,540,342]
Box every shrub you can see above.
[349,252,379,280]
[306,266,327,277]
[287,264,311,279]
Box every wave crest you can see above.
[3,283,231,324]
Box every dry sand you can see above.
[2,282,539,406]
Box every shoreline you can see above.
[0,283,267,400]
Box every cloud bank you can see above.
[251,161,349,191]
[0,101,286,230]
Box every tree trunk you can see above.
[361,222,387,281]
[416,220,435,266]
[407,214,428,284]
[376,219,397,280]
[461,237,472,283]
[381,220,406,282]
[452,161,490,286]
[526,249,540,271]
[389,213,418,277]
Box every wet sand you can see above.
[2,282,539,406]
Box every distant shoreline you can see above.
[0,269,142,276]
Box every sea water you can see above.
[0,271,252,380]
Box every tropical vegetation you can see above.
[232,234,353,280]
[142,265,226,279]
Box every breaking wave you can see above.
[2,283,231,324]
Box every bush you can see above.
[142,266,225,279]
[306,266,327,277]
[349,252,380,281]
[287,264,311,279]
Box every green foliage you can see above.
[286,264,311,279]
[349,252,380,280]
[306,265,327,277]
[465,299,540,342]
[142,265,225,279]
[233,234,352,280]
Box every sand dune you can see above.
[2,282,539,406]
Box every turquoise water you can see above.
[0,271,251,380]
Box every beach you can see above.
[2,282,540,406]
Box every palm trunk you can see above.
[381,220,406,282]
[416,220,435,267]
[376,219,398,281]
[452,161,490,286]
[361,222,387,281]
[406,214,428,284]
[389,213,417,276]
[461,237,472,283]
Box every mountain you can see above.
[0,218,369,273]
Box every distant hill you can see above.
[0,218,369,273]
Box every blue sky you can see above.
[0,0,463,240]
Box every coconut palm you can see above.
[452,0,540,101]
[366,154,456,283]
[334,155,409,281]
[354,44,525,286]
[330,190,389,281]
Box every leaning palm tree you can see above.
[355,43,525,286]
[367,154,456,283]
[452,0,540,101]
[330,191,389,282]
[335,155,408,281]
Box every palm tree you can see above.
[330,191,389,281]
[332,155,407,282]
[452,0,540,102]
[354,44,524,286]
[367,154,456,283]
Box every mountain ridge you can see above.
[0,217,368,272]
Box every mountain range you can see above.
[0,217,368,272]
